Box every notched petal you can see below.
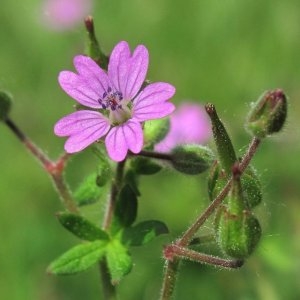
[108,41,131,92]
[54,111,110,153]
[105,120,143,162]
[58,71,101,109]
[133,82,176,121]
[73,55,110,97]
[124,45,149,99]
[54,110,109,136]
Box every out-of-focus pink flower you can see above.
[155,103,211,152]
[54,41,176,161]
[42,0,92,30]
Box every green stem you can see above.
[99,159,126,299]
[133,150,172,161]
[5,118,79,214]
[99,259,118,300]
[102,160,126,230]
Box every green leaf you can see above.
[74,173,104,206]
[124,169,140,196]
[92,146,112,187]
[131,157,162,175]
[106,239,132,285]
[122,220,169,246]
[48,240,107,275]
[57,212,109,241]
[112,184,138,232]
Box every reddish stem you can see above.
[4,118,79,214]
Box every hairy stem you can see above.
[99,258,118,300]
[99,159,126,299]
[102,160,126,230]
[134,150,172,161]
[160,259,180,300]
[5,118,79,213]
[177,137,261,247]
[166,245,244,269]
[51,169,79,214]
[160,137,261,299]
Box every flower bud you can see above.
[241,166,262,209]
[171,144,214,175]
[0,91,12,121]
[215,207,261,259]
[246,89,287,138]
[144,118,170,147]
[207,160,226,201]
[208,161,262,208]
[84,16,109,69]
[205,103,237,175]
[214,164,261,258]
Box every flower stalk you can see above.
[4,117,79,214]
[99,159,126,299]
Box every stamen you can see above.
[100,87,124,111]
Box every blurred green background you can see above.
[0,0,299,299]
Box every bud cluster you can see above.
[214,164,261,259]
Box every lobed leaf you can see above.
[57,212,109,241]
[123,169,141,196]
[74,173,105,206]
[48,240,107,275]
[111,184,138,233]
[131,157,162,175]
[122,220,169,246]
[106,239,132,285]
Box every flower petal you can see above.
[58,71,102,108]
[108,41,131,93]
[133,82,176,121]
[134,102,175,121]
[123,45,149,99]
[73,55,110,98]
[54,110,109,136]
[54,110,110,153]
[105,120,143,161]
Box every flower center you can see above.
[98,87,131,125]
[98,86,123,111]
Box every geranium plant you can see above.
[0,16,287,300]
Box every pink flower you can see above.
[54,41,176,161]
[155,103,211,152]
[42,0,92,31]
